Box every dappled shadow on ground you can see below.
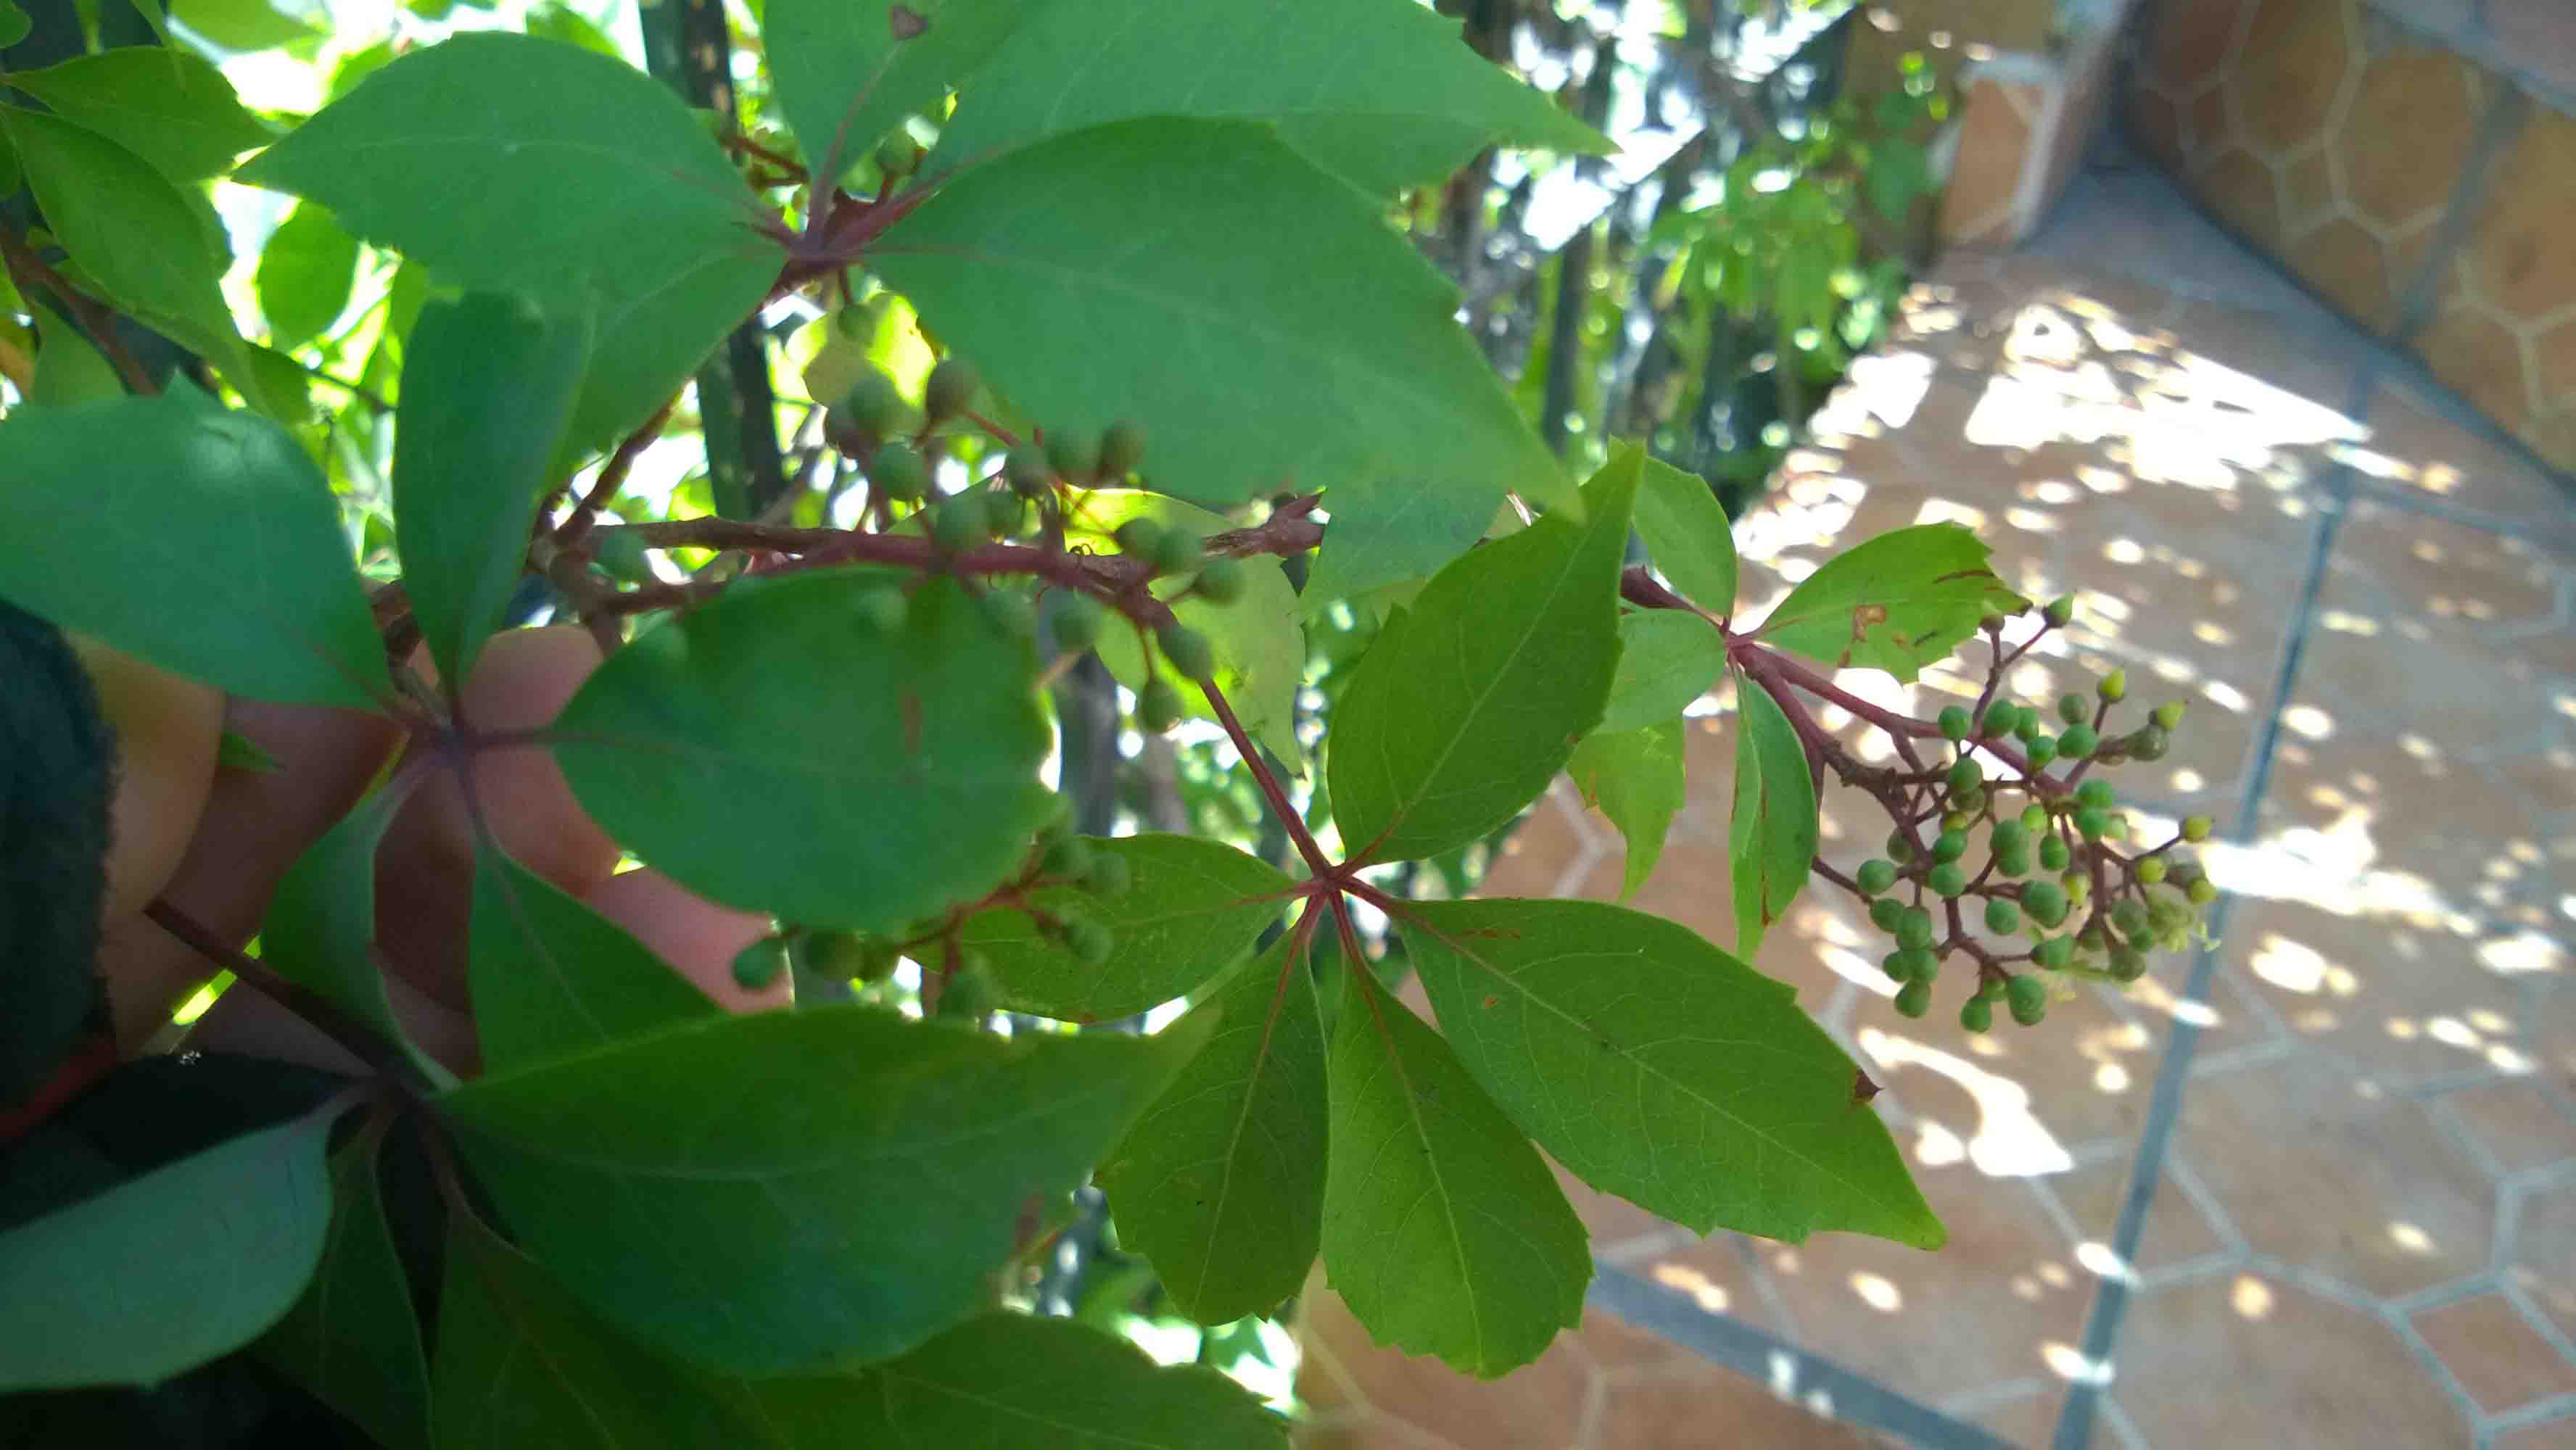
[1298,250,2576,1448]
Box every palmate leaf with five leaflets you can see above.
[873,117,1572,516]
[1402,897,1944,1250]
[1326,449,1638,866]
[438,1006,1209,1376]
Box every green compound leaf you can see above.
[392,291,590,688]
[1320,964,1588,1378]
[1599,610,1727,734]
[765,0,1022,179]
[961,834,1293,1022]
[1754,523,2027,683]
[256,204,363,349]
[1327,448,1638,866]
[1567,719,1688,902]
[1297,470,1501,612]
[553,572,1056,934]
[467,849,719,1078]
[263,772,458,1090]
[433,1211,761,1450]
[1634,455,1738,616]
[734,1313,1289,1448]
[1077,492,1304,766]
[0,387,392,709]
[439,1006,1209,1376]
[0,109,277,414]
[4,46,275,181]
[1403,897,1945,1250]
[1097,940,1327,1325]
[875,117,1570,515]
[255,1126,432,1450]
[0,1103,344,1391]
[931,0,1606,196]
[234,33,783,455]
[1728,674,1816,960]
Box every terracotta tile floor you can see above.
[1295,170,2576,1447]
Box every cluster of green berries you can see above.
[1848,646,2217,1033]
[1021,819,1132,966]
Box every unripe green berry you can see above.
[1191,558,1247,605]
[1985,898,2021,933]
[1948,758,1983,794]
[875,133,920,181]
[1931,830,1968,864]
[2076,807,2111,840]
[836,368,905,438]
[2076,779,2116,811]
[1045,429,1096,481]
[1083,852,1132,898]
[2111,899,2150,941]
[2152,700,2188,730]
[2006,974,2047,1025]
[930,494,986,555]
[1097,420,1147,479]
[1896,906,1934,950]
[2064,871,2091,906]
[1112,518,1165,558]
[2039,834,2071,871]
[1857,859,1899,896]
[1991,820,2028,854]
[981,588,1036,639]
[2181,815,2213,843]
[2187,877,2218,906]
[1895,978,1931,1019]
[1157,621,1216,681]
[1978,702,2014,737]
[2129,726,2170,762]
[1004,443,1054,497]
[1049,592,1106,652]
[871,440,928,502]
[2057,692,2089,725]
[2109,947,2149,982]
[2034,935,2074,969]
[2150,896,2192,934]
[1943,809,1975,833]
[2137,856,2168,885]
[2097,669,2126,703]
[922,357,979,424]
[2059,723,2098,758]
[731,937,788,992]
[857,586,909,634]
[1879,950,1911,982]
[1978,977,2007,1002]
[1136,677,1184,733]
[2023,881,2069,927]
[1939,705,1971,740]
[1960,997,1994,1032]
[1150,527,1202,577]
[2014,708,2044,745]
[1064,915,1117,965]
[1928,863,1968,897]
[1868,896,1907,933]
[804,929,876,982]
[2026,735,2059,769]
[2043,594,2074,627]
[1902,947,1940,982]
[1888,831,1916,863]
[935,960,999,1021]
[2020,803,2049,832]
[1041,834,1093,879]
[995,489,1035,539]
[1994,845,2030,878]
